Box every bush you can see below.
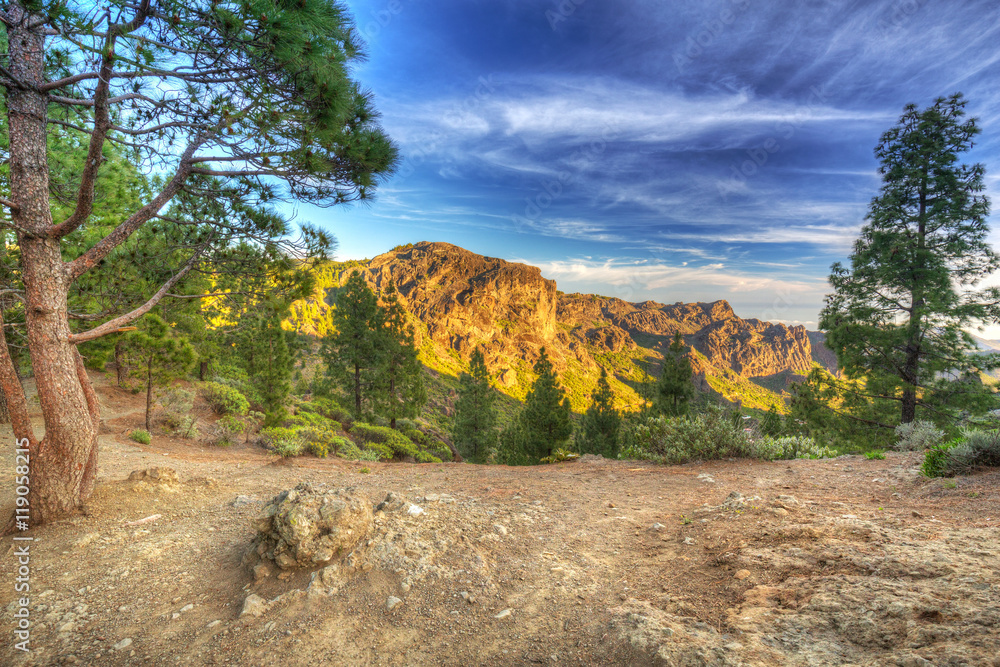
[350,422,441,463]
[299,397,353,428]
[213,414,248,447]
[129,429,151,445]
[865,450,886,460]
[260,427,304,457]
[922,429,1000,477]
[160,387,194,429]
[202,381,250,416]
[894,420,943,451]
[749,436,836,461]
[619,407,751,464]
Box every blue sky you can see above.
[305,0,1000,330]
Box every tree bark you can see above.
[145,353,153,432]
[7,4,100,524]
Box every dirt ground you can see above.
[2,375,1000,666]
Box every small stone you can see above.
[494,609,512,619]
[171,613,180,620]
[231,495,257,508]
[407,504,424,517]
[400,581,411,593]
[493,523,508,536]
[911,510,923,518]
[113,638,132,651]
[682,536,696,545]
[386,596,403,611]
[734,570,752,581]
[179,604,194,613]
[650,523,665,531]
[241,594,268,618]
[253,562,273,582]
[58,621,75,633]
[73,533,101,550]
[207,620,222,629]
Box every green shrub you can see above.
[619,407,751,464]
[160,387,195,429]
[894,420,943,451]
[350,422,441,463]
[261,427,304,457]
[301,397,352,424]
[129,429,151,445]
[213,414,247,447]
[202,381,250,416]
[923,429,1000,477]
[922,438,960,477]
[749,436,836,461]
[865,450,886,460]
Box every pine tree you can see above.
[452,348,499,462]
[821,93,999,426]
[118,315,195,431]
[238,308,293,425]
[759,405,783,437]
[656,332,695,417]
[378,282,427,429]
[578,367,621,457]
[325,272,384,418]
[519,348,573,460]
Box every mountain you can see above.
[287,242,837,413]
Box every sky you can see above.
[302,0,1000,331]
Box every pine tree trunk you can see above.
[7,5,100,525]
[146,354,154,432]
[115,339,126,388]
[0,382,8,424]
[354,362,361,416]
[199,360,208,381]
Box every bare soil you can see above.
[2,374,1000,666]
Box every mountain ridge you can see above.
[287,241,837,412]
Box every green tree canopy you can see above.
[324,271,384,417]
[656,332,695,417]
[118,314,195,431]
[820,93,998,427]
[376,281,426,429]
[452,347,498,463]
[517,347,573,461]
[577,366,621,458]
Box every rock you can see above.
[112,638,132,651]
[494,609,512,619]
[386,596,403,611]
[734,570,752,580]
[127,467,179,484]
[407,504,425,517]
[650,523,666,531]
[179,604,194,613]
[58,621,75,633]
[251,484,372,570]
[682,537,696,545]
[207,620,222,629]
[253,562,273,582]
[241,594,268,618]
[73,533,101,550]
[231,495,257,508]
[493,523,508,536]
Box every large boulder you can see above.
[252,484,372,570]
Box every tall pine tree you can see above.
[518,348,573,460]
[377,282,426,429]
[578,367,621,457]
[118,315,195,431]
[324,272,384,417]
[821,93,999,426]
[657,332,695,417]
[452,348,499,462]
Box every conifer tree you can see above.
[325,272,384,417]
[759,405,783,437]
[578,367,621,457]
[519,348,573,460]
[657,332,695,417]
[118,315,195,431]
[237,308,293,425]
[821,93,999,425]
[378,282,426,429]
[452,348,499,462]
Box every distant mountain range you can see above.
[287,242,839,413]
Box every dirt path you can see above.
[2,378,1000,665]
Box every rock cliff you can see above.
[298,241,831,411]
